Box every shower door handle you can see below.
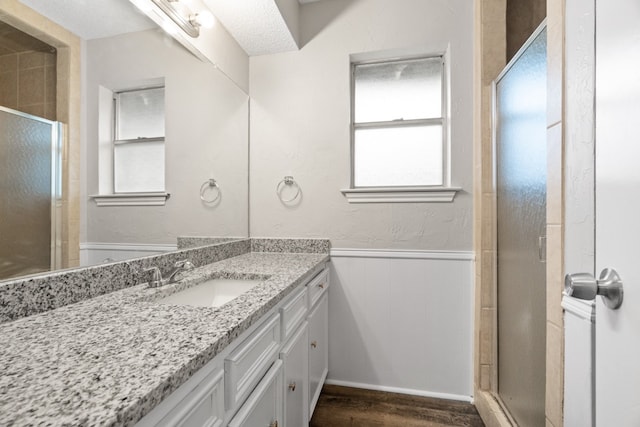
[538,235,546,263]
[564,268,624,309]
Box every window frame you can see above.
[112,85,166,194]
[343,52,460,203]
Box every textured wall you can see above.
[249,0,474,250]
[564,0,594,275]
[83,29,249,245]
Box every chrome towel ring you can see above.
[276,176,301,203]
[200,179,221,203]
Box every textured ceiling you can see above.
[18,0,155,40]
[16,0,324,55]
[203,0,297,56]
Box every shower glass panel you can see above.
[495,26,547,427]
[0,106,61,281]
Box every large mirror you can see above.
[0,0,249,281]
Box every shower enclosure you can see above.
[0,106,62,280]
[494,24,547,426]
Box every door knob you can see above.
[564,268,624,309]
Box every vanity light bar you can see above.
[151,0,200,38]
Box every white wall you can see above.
[248,0,475,401]
[564,0,596,424]
[328,251,474,400]
[83,29,249,246]
[249,0,474,250]
[564,0,595,275]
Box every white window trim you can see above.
[93,81,167,206]
[340,186,461,203]
[345,51,461,203]
[90,192,170,206]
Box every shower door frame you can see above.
[490,21,548,427]
[0,105,63,272]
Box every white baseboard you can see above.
[324,379,473,403]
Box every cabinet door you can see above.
[137,367,225,427]
[308,293,328,417]
[280,322,309,427]
[228,360,282,427]
[162,369,225,427]
[225,313,281,411]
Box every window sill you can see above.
[340,186,461,203]
[90,192,170,207]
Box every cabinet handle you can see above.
[318,283,325,289]
[288,381,296,392]
[311,340,318,348]
[269,421,278,427]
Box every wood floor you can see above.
[309,385,485,427]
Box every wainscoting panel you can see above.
[80,243,177,266]
[327,249,475,402]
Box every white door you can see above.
[595,0,640,424]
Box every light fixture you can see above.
[190,10,215,29]
[150,0,213,38]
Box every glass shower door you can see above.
[495,26,547,426]
[0,106,61,280]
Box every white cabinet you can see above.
[308,292,328,417]
[159,369,225,427]
[307,269,329,309]
[227,360,283,427]
[136,263,330,427]
[225,313,281,411]
[280,286,308,342]
[136,360,226,427]
[280,322,309,427]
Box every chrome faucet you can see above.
[143,260,194,288]
[165,260,195,284]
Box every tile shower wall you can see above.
[0,50,56,120]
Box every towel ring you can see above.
[200,179,221,203]
[276,176,300,203]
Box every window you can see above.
[343,55,459,203]
[113,86,165,193]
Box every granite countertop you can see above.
[0,252,329,426]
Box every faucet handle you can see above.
[143,266,163,288]
[174,260,195,270]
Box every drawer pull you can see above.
[318,283,325,289]
[269,421,278,427]
[288,381,296,392]
[311,340,318,348]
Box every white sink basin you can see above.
[157,278,264,308]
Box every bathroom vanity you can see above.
[137,260,330,426]
[0,240,330,427]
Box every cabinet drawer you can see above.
[307,268,329,309]
[227,360,283,427]
[280,285,308,342]
[225,313,281,411]
[160,369,224,427]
